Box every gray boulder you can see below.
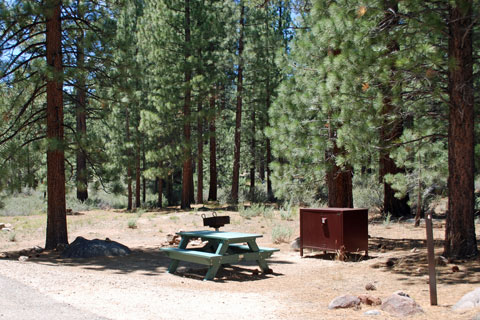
[452,288,480,311]
[328,295,361,309]
[61,236,131,258]
[381,292,424,317]
[290,237,300,251]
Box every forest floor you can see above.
[1,201,480,319]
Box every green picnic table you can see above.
[161,230,279,281]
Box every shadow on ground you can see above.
[368,236,480,286]
[0,246,290,282]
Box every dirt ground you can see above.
[1,205,480,320]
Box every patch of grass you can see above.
[272,224,293,244]
[239,203,273,220]
[127,218,138,229]
[279,202,298,221]
[352,173,383,210]
[8,232,16,242]
[0,190,46,216]
[169,215,179,222]
[383,213,392,227]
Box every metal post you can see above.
[425,213,437,305]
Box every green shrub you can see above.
[8,232,16,242]
[127,218,137,229]
[0,189,46,216]
[279,202,298,221]
[239,203,273,220]
[272,224,293,244]
[352,173,383,209]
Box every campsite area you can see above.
[1,203,479,320]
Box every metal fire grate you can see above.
[202,212,230,231]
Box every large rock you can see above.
[328,295,361,309]
[381,292,423,317]
[61,236,131,258]
[290,237,300,251]
[452,288,480,311]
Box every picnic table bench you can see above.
[161,230,279,281]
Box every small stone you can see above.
[386,258,395,267]
[32,246,43,253]
[436,256,448,266]
[0,223,5,229]
[358,294,382,306]
[0,252,8,258]
[416,267,424,273]
[328,295,361,309]
[452,265,460,272]
[18,256,29,262]
[394,291,410,298]
[410,247,418,253]
[365,283,377,291]
[1,228,12,232]
[364,310,381,316]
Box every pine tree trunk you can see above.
[142,149,146,204]
[135,139,141,209]
[45,0,68,250]
[126,107,133,211]
[208,93,218,201]
[197,103,204,204]
[266,138,274,202]
[379,0,410,218]
[167,173,174,206]
[326,128,353,208]
[231,4,245,204]
[75,5,88,202]
[265,82,274,202]
[444,1,477,259]
[249,105,256,202]
[157,177,163,208]
[181,0,192,209]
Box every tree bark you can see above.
[266,138,274,201]
[249,104,256,202]
[181,0,192,209]
[231,3,245,204]
[167,173,174,206]
[157,177,163,208]
[379,0,410,218]
[135,138,141,209]
[126,107,133,211]
[75,2,88,202]
[444,1,477,259]
[45,0,68,250]
[142,148,146,204]
[265,80,274,202]
[197,104,204,204]
[326,130,353,208]
[208,92,218,201]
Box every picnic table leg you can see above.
[167,236,190,275]
[204,263,221,281]
[202,241,229,281]
[247,240,272,274]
